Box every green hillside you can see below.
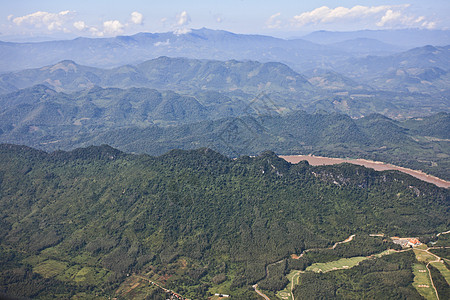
[2,106,448,180]
[0,58,311,94]
[0,144,448,299]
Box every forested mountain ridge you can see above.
[0,29,450,94]
[334,45,450,93]
[2,42,450,96]
[0,57,312,95]
[0,144,448,298]
[1,99,448,180]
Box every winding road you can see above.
[253,234,356,300]
[253,284,271,300]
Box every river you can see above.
[279,155,450,189]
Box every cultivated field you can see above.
[414,249,439,264]
[33,259,67,278]
[412,263,437,300]
[276,270,301,300]
[306,256,367,273]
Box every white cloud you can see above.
[131,11,143,25]
[12,10,73,31]
[73,20,124,37]
[292,5,391,26]
[172,11,191,35]
[176,11,191,26]
[421,21,436,29]
[103,20,124,35]
[89,27,103,37]
[291,4,435,29]
[376,9,403,27]
[174,27,192,35]
[8,10,145,37]
[376,8,436,29]
[266,13,282,29]
[73,21,86,31]
[154,39,170,46]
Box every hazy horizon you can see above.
[1,0,449,42]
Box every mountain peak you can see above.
[58,59,78,65]
[46,60,79,73]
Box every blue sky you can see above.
[1,0,449,40]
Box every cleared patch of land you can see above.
[73,266,109,283]
[306,256,367,273]
[412,263,438,300]
[33,259,67,278]
[276,270,301,300]
[414,249,439,264]
[280,249,412,300]
[373,249,398,257]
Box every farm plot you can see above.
[306,256,367,273]
[412,263,437,300]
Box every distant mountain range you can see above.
[1,43,449,96]
[328,38,406,55]
[0,58,311,94]
[301,29,450,48]
[0,28,340,72]
[333,45,450,93]
[2,28,449,74]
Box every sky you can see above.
[1,0,449,41]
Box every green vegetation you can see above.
[429,264,450,300]
[33,260,68,279]
[431,262,450,287]
[412,263,437,300]
[258,260,289,292]
[0,145,448,298]
[429,248,450,261]
[433,234,450,247]
[277,270,302,300]
[293,251,423,299]
[277,238,398,300]
[414,249,438,264]
[296,234,400,266]
[1,89,449,181]
[306,256,367,273]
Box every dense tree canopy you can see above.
[0,144,448,298]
